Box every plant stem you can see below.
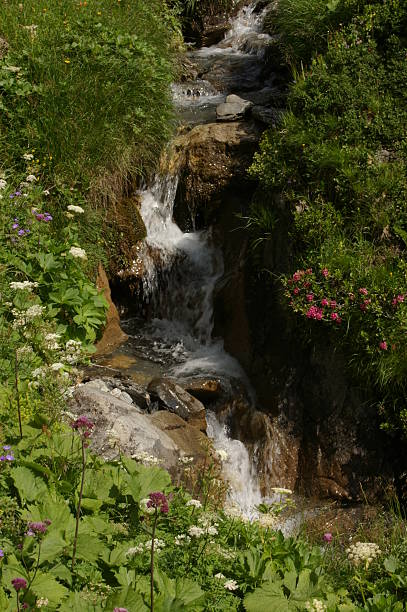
[26,539,42,593]
[150,509,158,612]
[14,349,23,440]
[16,592,20,612]
[72,438,86,571]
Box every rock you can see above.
[95,264,128,356]
[82,376,151,411]
[216,94,253,122]
[252,105,284,126]
[147,378,207,432]
[69,384,206,476]
[181,377,223,403]
[169,121,262,227]
[242,87,285,107]
[84,379,110,393]
[201,22,230,47]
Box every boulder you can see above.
[181,377,223,403]
[95,264,128,356]
[147,378,207,432]
[69,383,207,476]
[216,94,253,122]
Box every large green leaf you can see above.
[105,586,148,611]
[73,533,108,563]
[59,592,103,611]
[122,461,171,503]
[23,494,75,537]
[244,581,291,612]
[37,532,67,565]
[11,466,48,504]
[31,571,69,604]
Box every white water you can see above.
[135,2,272,518]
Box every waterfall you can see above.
[132,1,273,518]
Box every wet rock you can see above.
[242,87,286,107]
[197,53,264,93]
[201,22,230,47]
[147,378,206,432]
[103,377,151,410]
[181,377,223,403]
[69,384,205,476]
[252,105,284,126]
[216,94,253,122]
[170,121,262,227]
[95,264,128,356]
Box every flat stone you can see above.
[216,95,253,122]
[181,377,223,403]
[147,378,206,432]
[252,105,284,126]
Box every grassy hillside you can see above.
[251,0,407,440]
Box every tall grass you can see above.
[0,0,178,204]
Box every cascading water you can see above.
[125,2,275,518]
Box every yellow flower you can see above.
[64,59,71,64]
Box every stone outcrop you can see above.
[69,381,207,477]
[216,94,253,122]
[95,264,128,356]
[169,120,262,229]
[148,378,207,432]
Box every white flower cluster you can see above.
[67,204,84,214]
[188,523,218,538]
[126,539,165,556]
[224,579,238,591]
[32,367,46,379]
[271,487,293,496]
[257,513,278,530]
[175,534,191,546]
[36,598,49,608]
[0,178,7,190]
[69,246,87,260]
[132,451,162,466]
[50,362,64,371]
[16,346,34,358]
[64,339,82,364]
[140,498,155,515]
[214,573,225,580]
[10,281,38,291]
[178,455,194,465]
[186,499,202,509]
[44,332,61,350]
[305,599,327,612]
[23,153,34,161]
[12,305,45,328]
[347,542,381,567]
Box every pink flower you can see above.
[292,271,303,282]
[329,300,337,309]
[305,268,313,275]
[323,532,333,543]
[379,341,388,350]
[293,288,299,295]
[306,306,323,320]
[306,293,314,302]
[147,491,169,514]
[331,312,339,321]
[359,287,368,295]
[392,298,398,306]
[321,298,329,306]
[304,281,311,288]
[321,268,329,277]
[397,294,404,303]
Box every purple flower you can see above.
[0,549,4,557]
[113,609,128,612]
[12,223,19,229]
[9,194,15,199]
[15,191,22,196]
[27,521,50,534]
[26,530,35,537]
[11,577,27,591]
[0,454,14,462]
[3,445,11,450]
[147,491,169,514]
[18,230,25,236]
[323,532,333,543]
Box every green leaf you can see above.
[105,586,148,611]
[244,581,291,612]
[73,533,107,562]
[122,462,171,503]
[384,555,399,573]
[37,532,67,565]
[59,591,102,611]
[11,466,48,504]
[31,571,69,604]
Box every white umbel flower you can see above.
[305,599,327,612]
[23,153,34,161]
[67,204,84,214]
[69,246,87,260]
[186,499,202,508]
[26,174,37,182]
[188,526,205,538]
[346,542,381,568]
[36,598,49,608]
[0,179,7,189]
[10,281,38,291]
[224,579,238,591]
[214,573,225,579]
[50,362,64,371]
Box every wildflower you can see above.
[69,246,87,260]
[147,491,169,514]
[175,534,191,546]
[379,341,388,350]
[71,415,94,438]
[67,204,84,214]
[0,179,6,189]
[126,544,145,556]
[305,268,312,275]
[305,599,327,612]
[329,300,337,309]
[23,153,34,161]
[306,306,323,320]
[271,487,293,495]
[11,577,27,591]
[207,526,218,536]
[224,579,238,591]
[10,281,38,291]
[50,362,64,371]
[32,367,46,379]
[216,449,228,462]
[36,598,49,608]
[214,573,225,579]
[178,455,193,464]
[26,174,37,183]
[186,499,202,508]
[26,305,45,318]
[323,532,333,543]
[292,271,303,282]
[0,452,15,461]
[359,287,368,295]
[346,542,381,568]
[188,526,205,538]
[321,268,329,277]
[330,312,341,323]
[0,549,4,557]
[306,293,314,302]
[140,498,156,515]
[321,298,329,306]
[27,521,50,534]
[293,288,299,295]
[3,65,21,73]
[43,189,50,196]
[113,609,128,612]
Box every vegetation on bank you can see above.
[250,0,407,439]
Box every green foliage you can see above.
[250,0,407,437]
